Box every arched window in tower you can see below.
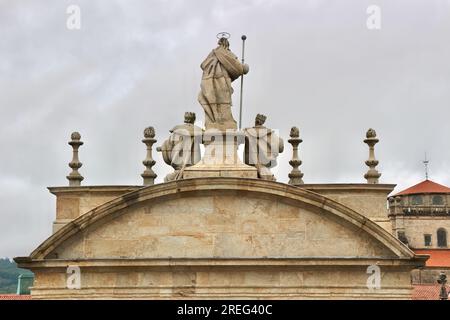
[437,228,447,248]
[433,195,444,205]
[411,195,423,205]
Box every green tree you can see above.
[0,258,34,294]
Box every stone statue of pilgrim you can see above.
[198,37,249,130]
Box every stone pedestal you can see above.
[287,127,304,185]
[183,129,257,179]
[364,128,381,184]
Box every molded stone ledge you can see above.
[48,185,142,195]
[15,256,428,269]
[299,183,396,192]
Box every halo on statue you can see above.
[216,32,230,39]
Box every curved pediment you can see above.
[31,178,414,260]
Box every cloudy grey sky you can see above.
[1,0,449,258]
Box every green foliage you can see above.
[0,258,34,294]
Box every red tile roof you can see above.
[395,179,450,196]
[0,294,31,300]
[414,249,450,267]
[412,284,450,300]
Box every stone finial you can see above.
[363,128,381,184]
[141,126,157,186]
[67,132,84,186]
[144,126,155,138]
[366,128,377,139]
[438,272,448,300]
[288,126,304,185]
[290,126,299,138]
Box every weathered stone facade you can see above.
[17,178,426,299]
[391,217,450,249]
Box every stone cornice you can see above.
[16,256,428,269]
[48,185,142,195]
[299,183,396,193]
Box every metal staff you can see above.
[239,35,247,130]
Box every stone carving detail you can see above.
[290,126,299,138]
[144,126,155,138]
[198,36,249,131]
[366,128,377,138]
[141,126,157,186]
[67,132,84,186]
[364,128,381,184]
[243,114,284,180]
[157,112,203,182]
[288,126,304,185]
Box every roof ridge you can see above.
[394,179,450,196]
